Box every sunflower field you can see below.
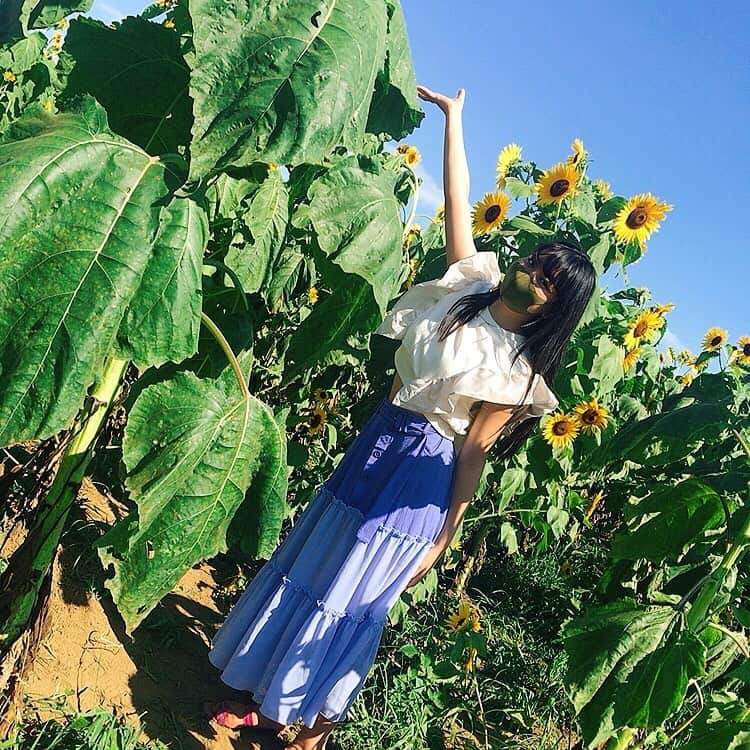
[0,1,749,749]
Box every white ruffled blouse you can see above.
[374,251,559,442]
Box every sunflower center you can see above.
[582,410,597,424]
[485,204,502,222]
[310,415,322,427]
[553,421,570,436]
[711,336,722,347]
[550,179,570,197]
[744,343,750,356]
[634,321,649,337]
[626,208,648,228]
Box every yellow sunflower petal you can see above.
[471,191,510,236]
[534,162,580,205]
[541,412,579,448]
[613,193,672,247]
[566,138,587,167]
[496,143,523,187]
[701,326,728,352]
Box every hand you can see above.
[405,541,446,589]
[416,84,465,116]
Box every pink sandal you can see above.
[205,700,260,728]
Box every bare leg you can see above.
[284,711,337,750]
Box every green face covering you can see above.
[499,259,548,314]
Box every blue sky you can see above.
[88,0,748,360]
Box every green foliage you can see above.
[8,704,168,750]
[0,0,91,42]
[61,15,193,155]
[0,0,747,746]
[0,97,206,445]
[95,354,288,632]
[0,32,58,130]
[187,0,390,179]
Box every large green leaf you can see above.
[113,193,208,369]
[0,98,202,447]
[620,629,705,728]
[305,153,403,315]
[590,334,624,392]
[582,403,731,470]
[365,0,423,141]
[611,479,725,562]
[187,0,388,179]
[62,16,193,155]
[508,214,555,237]
[284,264,382,381]
[224,167,289,295]
[562,600,692,747]
[96,355,288,632]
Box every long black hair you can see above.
[435,241,597,459]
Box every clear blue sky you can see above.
[88,0,748,358]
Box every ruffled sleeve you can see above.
[391,325,560,439]
[375,251,501,340]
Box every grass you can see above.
[4,696,168,750]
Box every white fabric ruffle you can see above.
[375,251,559,439]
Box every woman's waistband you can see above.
[373,395,446,437]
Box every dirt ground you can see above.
[18,478,303,750]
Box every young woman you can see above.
[204,84,597,750]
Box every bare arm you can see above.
[442,110,477,267]
[416,84,477,268]
[435,400,527,549]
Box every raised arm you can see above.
[416,85,477,268]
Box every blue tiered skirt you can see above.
[208,395,457,729]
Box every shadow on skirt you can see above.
[208,395,457,729]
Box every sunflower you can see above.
[3,70,15,82]
[496,143,523,188]
[566,138,587,167]
[308,285,318,304]
[471,191,510,235]
[676,349,694,365]
[571,398,609,435]
[701,326,728,352]
[163,18,175,28]
[623,346,641,371]
[623,310,665,351]
[593,179,613,201]
[312,387,331,404]
[433,203,445,224]
[396,143,421,167]
[731,335,750,366]
[613,193,672,248]
[680,371,694,388]
[445,600,482,633]
[541,412,579,448]
[308,404,328,435]
[43,99,54,112]
[534,162,579,205]
[404,224,420,248]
